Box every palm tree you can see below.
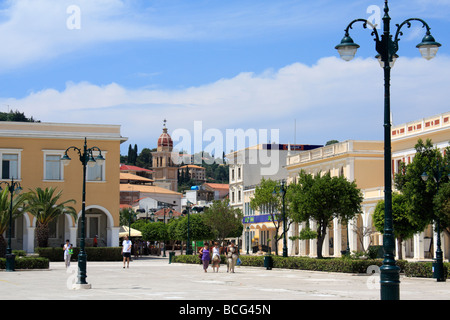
[25,187,77,248]
[0,188,27,257]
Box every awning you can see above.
[119,226,142,238]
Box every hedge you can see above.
[171,254,449,279]
[35,247,123,261]
[0,256,49,270]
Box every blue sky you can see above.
[0,0,449,155]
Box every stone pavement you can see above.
[0,256,449,302]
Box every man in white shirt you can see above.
[122,235,132,268]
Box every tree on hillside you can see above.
[289,171,363,259]
[136,148,153,169]
[0,110,39,122]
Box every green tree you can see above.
[141,221,167,242]
[250,178,292,256]
[435,182,450,234]
[167,218,181,252]
[394,139,450,233]
[0,110,39,122]
[119,207,136,227]
[289,171,363,259]
[0,189,27,257]
[203,199,243,244]
[373,193,420,260]
[175,213,213,243]
[136,148,153,169]
[25,187,77,248]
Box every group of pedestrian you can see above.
[64,236,241,273]
[199,241,239,273]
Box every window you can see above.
[45,155,62,180]
[87,163,103,181]
[86,152,106,182]
[2,154,18,179]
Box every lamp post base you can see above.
[5,253,15,272]
[72,283,92,290]
[432,260,446,282]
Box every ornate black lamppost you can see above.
[61,138,105,288]
[421,161,450,282]
[273,180,288,257]
[0,178,22,272]
[246,226,250,255]
[335,0,441,300]
[163,208,173,257]
[185,200,193,255]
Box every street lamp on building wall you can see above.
[0,178,22,272]
[61,138,105,289]
[336,0,441,300]
[421,162,450,282]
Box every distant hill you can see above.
[0,110,39,122]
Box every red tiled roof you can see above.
[154,208,182,217]
[120,164,153,172]
[203,183,229,190]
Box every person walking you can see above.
[211,242,221,273]
[226,242,238,273]
[63,239,72,268]
[122,236,132,268]
[199,243,211,273]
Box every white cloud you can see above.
[3,55,449,153]
[0,0,191,71]
[0,0,364,72]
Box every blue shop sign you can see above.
[243,214,277,224]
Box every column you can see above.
[413,232,424,260]
[24,226,35,253]
[109,226,120,247]
[309,220,317,257]
[69,227,77,247]
[348,217,358,253]
[333,217,342,257]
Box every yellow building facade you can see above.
[285,140,385,257]
[283,112,450,260]
[0,121,126,252]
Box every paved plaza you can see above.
[0,256,449,302]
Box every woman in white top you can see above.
[63,240,72,268]
[211,242,221,272]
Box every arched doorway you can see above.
[76,205,115,247]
